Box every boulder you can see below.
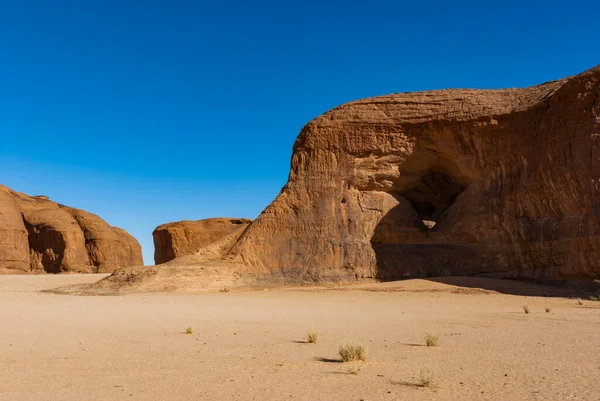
[0,184,143,273]
[153,218,251,264]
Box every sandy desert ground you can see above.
[0,275,599,401]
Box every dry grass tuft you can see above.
[577,299,583,305]
[425,332,439,347]
[347,364,361,375]
[522,305,530,314]
[339,344,366,362]
[185,327,193,334]
[545,307,551,313]
[418,368,437,389]
[306,330,318,344]
[220,287,230,293]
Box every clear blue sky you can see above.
[1,0,598,264]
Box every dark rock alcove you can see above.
[398,170,466,230]
[371,170,468,280]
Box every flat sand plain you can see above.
[1,274,598,401]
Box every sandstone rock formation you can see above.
[0,185,143,273]
[73,64,600,293]
[153,218,251,264]
[225,64,600,283]
[65,207,144,272]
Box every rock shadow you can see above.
[369,169,599,298]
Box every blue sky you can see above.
[1,0,598,264]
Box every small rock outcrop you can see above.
[153,218,251,264]
[0,185,143,273]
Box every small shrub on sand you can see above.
[339,344,366,362]
[545,307,551,313]
[306,330,318,344]
[348,364,361,375]
[577,299,583,305]
[185,327,193,334]
[220,287,230,293]
[522,305,530,314]
[418,369,437,389]
[425,332,439,347]
[589,295,600,301]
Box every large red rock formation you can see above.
[225,65,600,283]
[0,185,143,273]
[73,65,600,293]
[153,218,251,264]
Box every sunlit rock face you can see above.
[153,218,252,265]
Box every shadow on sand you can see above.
[314,357,343,363]
[391,380,422,388]
[425,276,598,298]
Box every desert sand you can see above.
[1,275,598,401]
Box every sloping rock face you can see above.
[153,218,251,264]
[65,207,143,273]
[0,185,143,273]
[226,65,600,283]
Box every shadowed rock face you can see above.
[225,65,600,283]
[0,185,143,274]
[153,218,251,264]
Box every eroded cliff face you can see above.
[153,218,251,264]
[226,65,600,282]
[65,207,143,273]
[0,185,143,274]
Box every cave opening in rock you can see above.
[23,222,65,273]
[398,170,466,229]
[370,169,468,280]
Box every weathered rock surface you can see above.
[226,65,600,283]
[64,207,143,273]
[153,218,251,264]
[0,187,30,272]
[0,185,143,273]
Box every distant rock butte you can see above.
[69,64,600,293]
[0,185,142,274]
[153,218,252,264]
